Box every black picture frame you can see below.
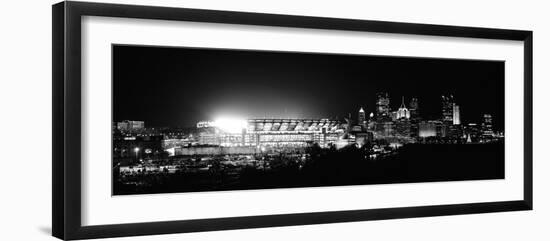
[52,1,533,240]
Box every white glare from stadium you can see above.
[212,117,248,133]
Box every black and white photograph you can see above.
[0,1,537,240]
[112,45,505,195]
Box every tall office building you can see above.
[482,114,493,136]
[396,96,410,120]
[409,97,419,120]
[441,95,454,123]
[453,104,461,125]
[376,92,390,118]
[358,107,366,127]
[408,97,420,138]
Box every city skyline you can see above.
[112,45,505,195]
[115,92,501,132]
[113,45,504,130]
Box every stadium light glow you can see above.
[213,117,247,133]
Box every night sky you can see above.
[113,45,504,130]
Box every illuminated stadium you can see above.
[195,118,348,150]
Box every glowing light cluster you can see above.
[213,117,248,133]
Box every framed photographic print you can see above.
[52,1,533,240]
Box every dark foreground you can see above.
[114,142,504,195]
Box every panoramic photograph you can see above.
[112,45,505,195]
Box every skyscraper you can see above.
[482,114,493,136]
[358,107,366,127]
[376,92,390,118]
[453,104,461,125]
[441,95,454,123]
[396,96,410,119]
[409,97,419,120]
[408,97,420,138]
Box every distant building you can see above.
[376,92,391,119]
[396,96,411,120]
[447,124,464,140]
[373,121,395,139]
[409,121,419,139]
[196,118,346,150]
[117,120,145,131]
[358,107,366,128]
[162,138,194,149]
[196,121,214,128]
[395,119,411,138]
[116,122,129,130]
[419,121,437,138]
[418,120,447,138]
[441,95,454,123]
[391,111,398,121]
[408,97,420,138]
[113,135,163,159]
[367,112,375,130]
[482,114,494,136]
[453,104,461,125]
[409,97,419,120]
[435,121,448,137]
[465,123,481,142]
[355,132,374,147]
